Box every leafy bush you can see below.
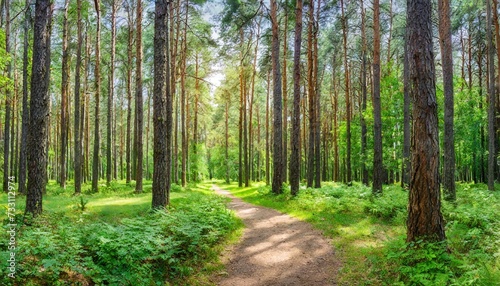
[386,239,461,286]
[0,192,240,285]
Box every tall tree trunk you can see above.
[225,98,230,183]
[402,30,411,188]
[290,0,303,195]
[492,0,500,184]
[487,0,496,191]
[238,29,244,187]
[91,0,101,193]
[282,2,289,183]
[125,2,134,184]
[180,0,188,187]
[360,0,368,186]
[18,0,31,194]
[271,0,283,194]
[406,0,446,242]
[340,0,352,184]
[73,0,83,194]
[243,46,249,187]
[438,0,456,200]
[26,0,52,216]
[249,19,262,182]
[265,71,270,185]
[332,57,340,182]
[313,0,321,188]
[307,0,315,188]
[107,0,116,186]
[373,0,383,194]
[152,0,170,208]
[3,0,11,193]
[135,0,144,193]
[59,0,70,188]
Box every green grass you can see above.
[0,180,243,285]
[216,180,500,285]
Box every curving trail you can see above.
[212,185,339,286]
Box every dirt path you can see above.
[212,185,339,286]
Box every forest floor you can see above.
[211,185,340,286]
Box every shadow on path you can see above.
[212,185,339,286]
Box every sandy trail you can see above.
[212,185,339,286]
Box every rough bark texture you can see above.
[125,2,133,184]
[73,0,83,195]
[26,0,52,216]
[152,0,169,209]
[341,0,351,184]
[402,33,411,188]
[91,0,101,193]
[282,4,288,183]
[372,0,383,194]
[290,0,302,196]
[271,0,283,194]
[306,0,315,188]
[360,0,368,186]
[106,0,116,186]
[438,0,456,200]
[135,0,144,193]
[406,0,446,242]
[59,0,70,188]
[3,0,11,193]
[18,0,31,195]
[487,0,496,191]
[313,0,321,189]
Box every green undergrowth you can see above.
[0,180,243,285]
[216,180,500,285]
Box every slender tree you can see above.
[340,0,352,184]
[19,0,31,195]
[106,0,117,186]
[3,0,11,193]
[125,0,134,184]
[26,0,52,216]
[372,0,383,194]
[135,0,144,193]
[59,0,70,188]
[152,0,170,208]
[91,0,101,193]
[271,0,283,194]
[487,0,496,191]
[290,0,303,195]
[406,0,446,242]
[74,0,83,194]
[438,0,456,200]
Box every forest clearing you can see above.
[1,0,500,284]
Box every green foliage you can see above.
[74,196,89,211]
[222,181,500,285]
[0,184,240,285]
[385,240,461,286]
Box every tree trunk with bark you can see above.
[438,0,456,200]
[290,0,303,195]
[59,0,70,188]
[372,0,383,194]
[3,0,11,193]
[487,0,496,191]
[18,0,31,194]
[26,0,52,216]
[135,0,144,193]
[152,0,170,208]
[271,0,283,194]
[91,0,101,193]
[73,0,83,194]
[406,0,446,242]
